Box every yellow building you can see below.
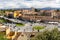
[6,27,36,40]
[6,27,21,40]
[14,11,22,18]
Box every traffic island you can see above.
[33,26,45,32]
[16,23,25,27]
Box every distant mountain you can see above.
[0,7,60,10]
[39,7,60,10]
[0,8,32,10]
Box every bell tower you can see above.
[51,10,57,18]
[31,7,35,12]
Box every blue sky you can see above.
[0,0,60,9]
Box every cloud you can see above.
[0,0,60,9]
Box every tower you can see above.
[51,10,57,18]
[31,7,35,12]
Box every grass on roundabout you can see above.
[16,23,25,27]
[33,26,45,30]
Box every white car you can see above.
[48,22,58,24]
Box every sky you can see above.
[0,0,60,9]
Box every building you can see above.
[5,10,22,18]
[21,9,59,22]
[5,8,60,22]
[5,11,14,18]
[6,27,21,40]
[14,10,22,18]
[6,26,37,40]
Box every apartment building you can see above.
[5,10,22,18]
[5,8,60,22]
[14,10,22,18]
[5,11,14,18]
[21,9,60,22]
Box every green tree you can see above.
[31,28,60,40]
[0,32,8,40]
[35,9,40,12]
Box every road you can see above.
[0,16,59,32]
[3,22,58,32]
[0,16,27,24]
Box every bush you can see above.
[0,18,7,23]
[0,32,8,40]
[31,28,60,40]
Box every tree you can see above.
[31,28,60,40]
[35,9,40,12]
[0,32,8,40]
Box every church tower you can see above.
[51,10,57,18]
[31,7,35,12]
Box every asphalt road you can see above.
[0,16,58,32]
